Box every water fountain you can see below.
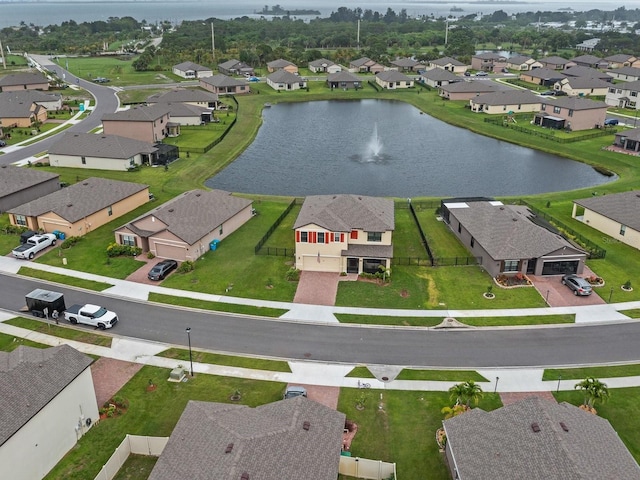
[368,123,383,159]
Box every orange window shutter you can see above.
[325,233,329,244]
[341,233,345,242]
[296,231,300,242]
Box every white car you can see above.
[12,233,57,259]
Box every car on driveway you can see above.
[604,118,619,126]
[561,274,593,296]
[284,385,307,399]
[540,90,555,96]
[148,259,178,281]
[0,140,6,147]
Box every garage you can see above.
[301,255,341,272]
[541,260,579,276]
[155,242,187,262]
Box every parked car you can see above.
[284,385,307,399]
[475,71,488,77]
[561,274,593,296]
[148,259,178,281]
[552,90,567,96]
[463,71,471,77]
[0,140,6,147]
[604,118,619,126]
[247,76,260,82]
[540,90,555,96]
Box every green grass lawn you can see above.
[18,267,114,291]
[148,293,288,317]
[157,348,292,372]
[0,331,48,351]
[544,364,640,381]
[395,369,488,382]
[112,454,157,480]
[5,317,113,347]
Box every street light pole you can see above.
[186,327,194,377]
[494,376,499,394]
[557,375,562,393]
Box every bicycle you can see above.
[358,380,371,389]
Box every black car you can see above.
[0,140,6,147]
[147,259,178,281]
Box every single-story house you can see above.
[114,189,252,262]
[538,56,574,70]
[146,88,219,109]
[438,81,499,101]
[605,54,640,69]
[533,97,608,131]
[172,61,213,79]
[148,397,345,480]
[8,177,150,235]
[102,104,177,143]
[389,57,425,72]
[418,68,460,88]
[0,345,98,480]
[470,53,507,72]
[563,66,612,82]
[375,71,414,89]
[572,190,640,251]
[519,68,567,86]
[217,59,254,76]
[606,66,640,82]
[199,74,251,95]
[326,71,361,90]
[441,199,587,277]
[48,133,159,170]
[605,79,640,108]
[309,58,341,74]
[0,94,48,128]
[0,72,49,92]
[443,396,640,480]
[0,165,59,213]
[266,70,307,91]
[505,55,542,71]
[611,127,640,154]
[428,56,468,74]
[469,90,541,114]
[575,37,601,52]
[267,59,298,74]
[0,90,62,111]
[571,54,607,69]
[554,77,611,97]
[293,194,394,274]
[349,57,384,74]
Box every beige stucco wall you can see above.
[1,82,49,92]
[0,114,36,128]
[0,367,98,480]
[375,77,414,89]
[103,113,170,143]
[267,78,306,91]
[470,101,540,114]
[560,85,610,97]
[49,153,141,171]
[580,208,640,250]
[540,104,607,131]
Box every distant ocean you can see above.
[0,0,636,29]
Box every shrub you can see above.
[2,224,28,235]
[285,267,300,281]
[146,251,156,259]
[177,260,195,273]
[106,242,142,257]
[624,280,632,290]
[60,236,83,249]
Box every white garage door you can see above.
[155,243,187,262]
[302,255,341,272]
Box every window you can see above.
[632,91,638,97]
[219,225,223,235]
[620,225,627,236]
[107,206,113,216]
[81,156,86,165]
[457,222,462,233]
[553,106,561,114]
[470,237,475,248]
[121,234,136,247]
[333,232,342,242]
[14,214,27,226]
[609,88,616,94]
[300,231,308,243]
[568,109,574,117]
[367,232,382,242]
[541,104,547,111]
[503,260,519,272]
[317,232,325,243]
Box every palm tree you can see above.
[448,383,467,406]
[462,380,484,408]
[575,377,610,408]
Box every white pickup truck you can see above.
[12,233,57,259]
[63,304,119,329]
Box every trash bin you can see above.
[58,232,66,240]
[52,230,61,239]
[210,239,220,251]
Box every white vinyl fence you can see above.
[93,434,169,480]
[339,456,397,480]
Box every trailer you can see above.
[25,289,66,318]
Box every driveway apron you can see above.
[293,271,341,305]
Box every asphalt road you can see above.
[3,273,640,368]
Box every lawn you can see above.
[147,293,288,317]
[157,347,292,372]
[5,317,113,347]
[0,331,48,351]
[18,266,114,291]
[543,364,640,381]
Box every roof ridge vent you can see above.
[168,208,174,212]
[303,421,311,431]
[225,443,234,453]
[531,422,541,433]
[560,422,569,432]
[240,474,249,480]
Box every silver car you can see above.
[561,274,592,296]
[284,386,307,399]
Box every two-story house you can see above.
[533,97,608,131]
[605,79,640,108]
[102,104,177,143]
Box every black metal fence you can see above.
[483,116,620,143]
[254,198,302,255]
[178,96,239,154]
[408,201,435,266]
[256,247,295,257]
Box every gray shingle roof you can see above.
[507,55,534,65]
[524,68,567,80]
[543,96,608,110]
[439,82,499,94]
[146,88,218,104]
[0,72,49,87]
[444,397,640,480]
[350,57,372,67]
[431,57,466,67]
[267,69,302,84]
[539,56,571,66]
[605,54,635,62]
[571,54,604,64]
[48,133,157,159]
[123,189,251,245]
[267,58,295,69]
[327,71,360,83]
[102,104,171,122]
[8,177,149,222]
[0,95,43,118]
[163,102,209,118]
[376,70,412,82]
[173,61,211,72]
[561,76,611,89]
[608,66,640,77]
[0,345,93,447]
[564,66,610,80]
[309,58,335,68]
[294,194,394,232]
[200,74,246,88]
[575,190,640,232]
[421,69,460,82]
[391,57,419,67]
[0,165,59,199]
[471,90,541,106]
[445,201,581,260]
[0,90,60,105]
[343,244,393,258]
[217,59,241,70]
[473,52,506,60]
[149,397,345,480]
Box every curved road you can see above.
[3,273,640,368]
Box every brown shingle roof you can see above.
[0,165,59,199]
[543,96,608,110]
[102,104,171,122]
[0,72,49,87]
[48,133,157,159]
[574,190,640,232]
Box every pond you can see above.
[205,100,615,197]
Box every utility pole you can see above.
[357,19,360,50]
[211,23,215,60]
[444,19,449,45]
[0,37,6,70]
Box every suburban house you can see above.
[146,88,219,110]
[0,165,59,213]
[326,71,361,90]
[389,57,425,72]
[605,79,640,108]
[266,70,307,91]
[470,53,507,72]
[469,90,541,114]
[605,54,640,69]
[217,59,254,76]
[102,104,177,143]
[114,189,252,262]
[538,56,574,70]
[505,55,542,71]
[428,56,468,74]
[606,66,640,82]
[0,90,62,111]
[575,37,601,52]
[519,67,567,86]
[293,194,394,274]
[375,71,414,89]
[572,190,640,251]
[48,133,159,171]
[148,397,345,480]
[0,72,49,92]
[172,61,213,79]
[441,199,587,277]
[349,57,384,74]
[555,76,611,97]
[563,66,612,82]
[443,397,640,480]
[570,54,607,69]
[611,127,640,154]
[0,345,98,480]
[418,68,460,88]
[309,58,341,73]
[7,177,150,235]
[0,94,48,128]
[199,74,251,95]
[266,58,298,74]
[533,97,608,131]
[438,81,499,101]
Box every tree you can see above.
[575,377,610,408]
[462,380,484,407]
[448,382,467,406]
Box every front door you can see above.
[526,258,537,274]
[346,257,359,274]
